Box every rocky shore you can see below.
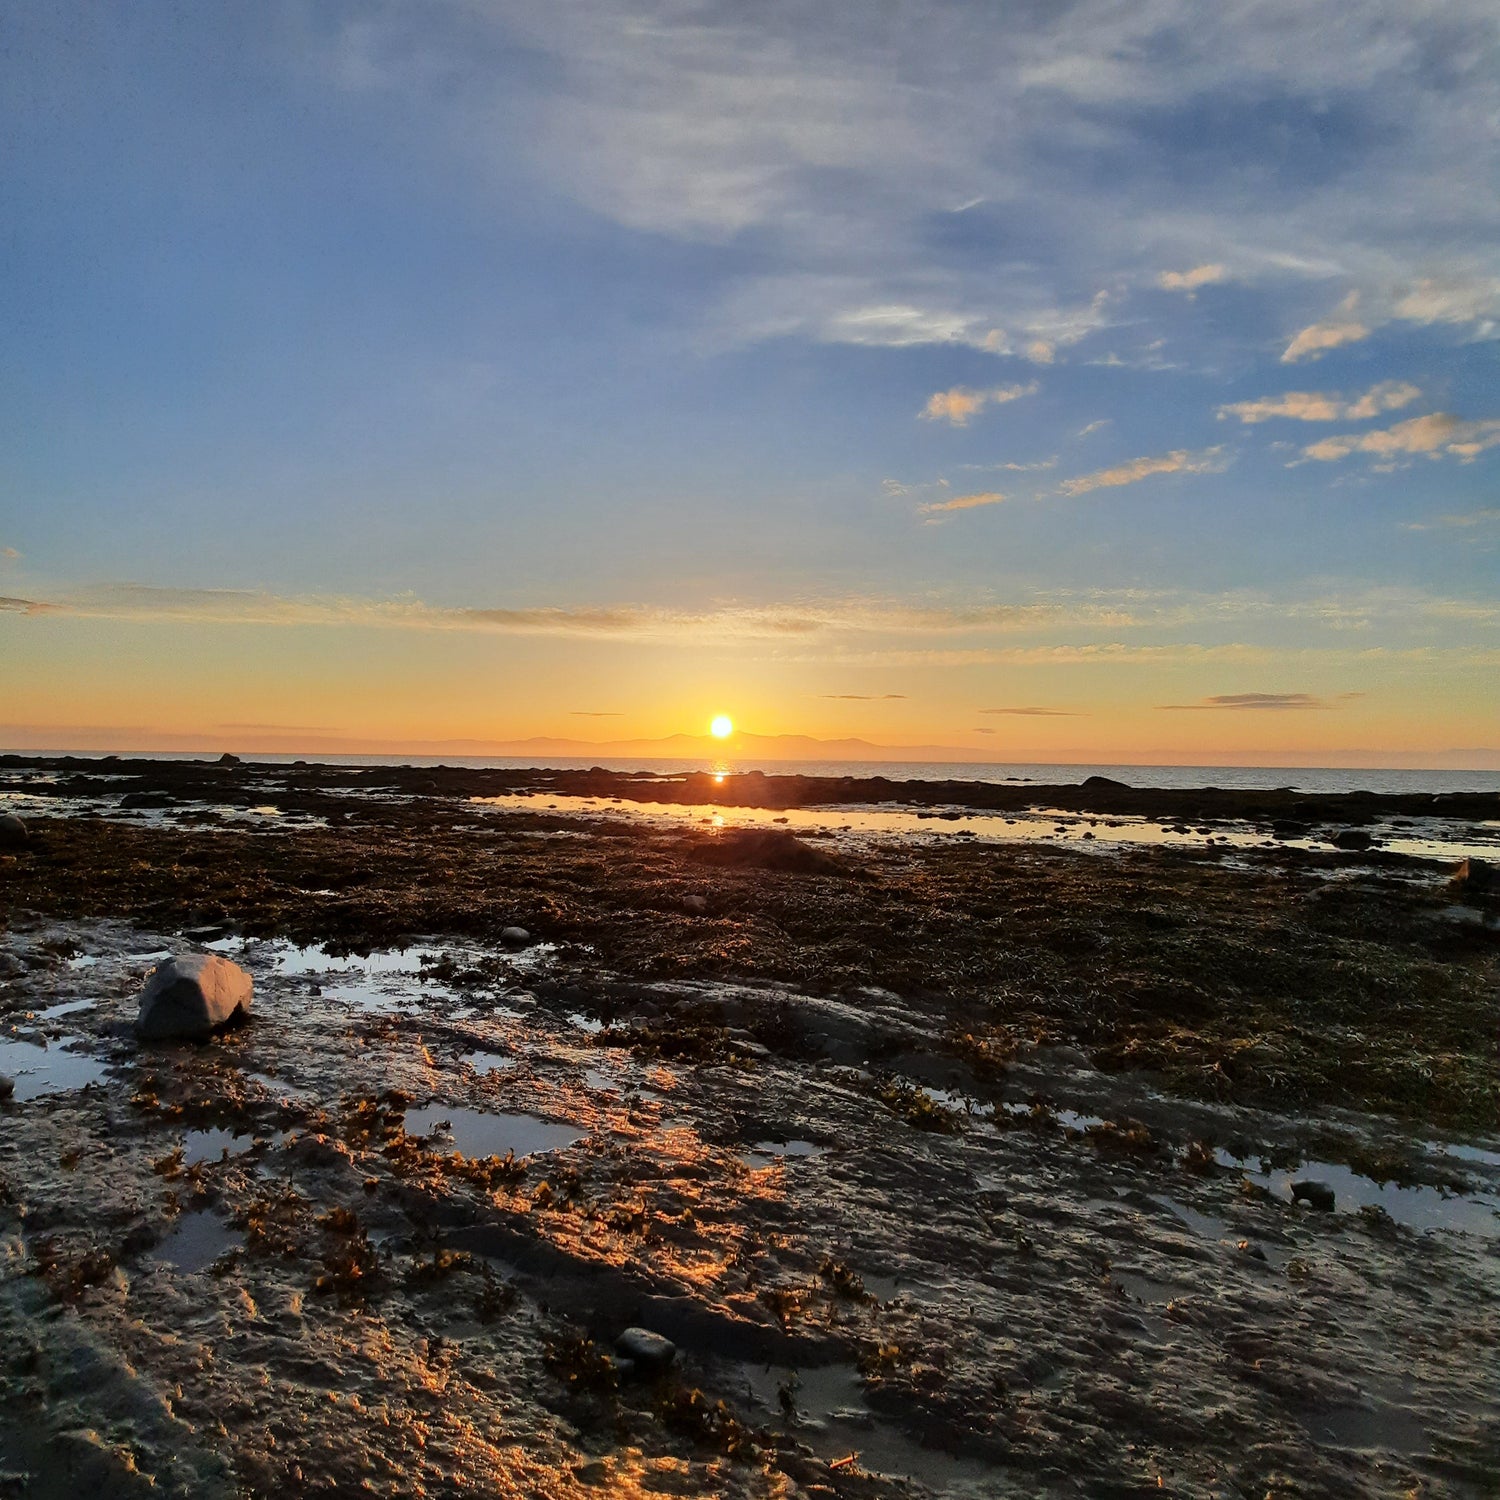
[0,758,1496,1496]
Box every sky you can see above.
[2,1,1498,765]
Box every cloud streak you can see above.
[1301,413,1500,465]
[1058,447,1227,497]
[1403,508,1500,532]
[1218,382,1421,424]
[327,5,1500,362]
[1281,294,1370,363]
[1157,692,1331,711]
[6,583,1494,651]
[1158,264,1226,294]
[920,381,1038,426]
[978,706,1084,717]
[917,490,1007,515]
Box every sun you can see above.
[709,714,734,739]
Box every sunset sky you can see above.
[3,3,1497,765]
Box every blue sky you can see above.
[2,1,1497,761]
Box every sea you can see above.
[12,750,1500,797]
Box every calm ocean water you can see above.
[16,750,1500,797]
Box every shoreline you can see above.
[6,749,1499,825]
[2,757,1497,1495]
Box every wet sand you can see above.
[1,758,1497,1496]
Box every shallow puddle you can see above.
[274,943,443,977]
[403,1104,584,1159]
[34,998,96,1022]
[155,1209,242,1273]
[0,1037,110,1101]
[735,1361,996,1485]
[1432,1140,1500,1170]
[471,791,1500,861]
[1216,1152,1500,1237]
[741,1139,827,1167]
[1148,1194,1232,1241]
[463,1049,518,1076]
[184,1126,253,1166]
[1297,1400,1428,1455]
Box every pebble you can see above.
[0,1074,14,1101]
[0,813,28,848]
[501,926,531,947]
[614,1327,676,1374]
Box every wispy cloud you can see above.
[570,710,625,716]
[1281,293,1369,363]
[11,582,1496,653]
[1218,381,1421,425]
[978,706,1085,717]
[1402,507,1500,532]
[1,546,19,561]
[1058,447,1228,496]
[920,381,1038,426]
[217,722,336,732]
[821,693,906,700]
[1301,413,1500,465]
[1157,692,1331,711]
[957,457,1057,473]
[918,490,1007,515]
[1076,420,1110,438]
[326,6,1500,369]
[1158,263,1226,295]
[1392,277,1500,329]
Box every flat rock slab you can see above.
[136,953,253,1041]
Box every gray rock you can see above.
[1290,1179,1335,1211]
[0,813,28,848]
[1331,829,1374,852]
[135,954,253,1041]
[120,791,174,809]
[615,1327,676,1373]
[682,894,709,915]
[0,1074,14,1101]
[500,926,531,947]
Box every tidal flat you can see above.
[0,757,1496,1497]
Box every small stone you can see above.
[1290,1179,1336,1211]
[135,954,253,1041]
[0,1074,14,1101]
[0,814,28,848]
[217,753,241,766]
[500,926,531,947]
[1331,829,1374,851]
[682,894,709,915]
[614,1327,676,1374]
